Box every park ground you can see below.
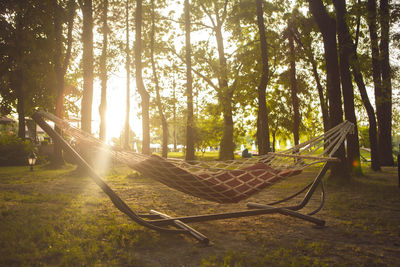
[0,158,399,266]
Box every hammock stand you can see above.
[32,111,354,244]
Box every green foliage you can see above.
[358,125,370,148]
[0,134,31,166]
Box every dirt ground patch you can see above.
[0,164,399,266]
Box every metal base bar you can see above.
[246,203,325,226]
[149,210,210,244]
[146,204,323,226]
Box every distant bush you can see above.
[358,125,370,148]
[0,134,31,166]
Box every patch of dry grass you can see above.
[0,163,399,266]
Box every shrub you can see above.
[0,134,31,166]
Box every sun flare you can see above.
[91,75,142,145]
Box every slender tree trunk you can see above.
[135,0,150,155]
[52,0,75,165]
[99,0,108,142]
[378,0,394,166]
[352,69,381,171]
[271,130,276,152]
[308,0,348,178]
[124,0,130,149]
[293,34,329,132]
[310,55,329,132]
[53,0,65,166]
[255,0,270,155]
[15,7,25,140]
[173,81,177,152]
[288,22,300,146]
[185,0,195,160]
[338,0,380,171]
[333,0,362,174]
[151,0,169,158]
[16,77,25,140]
[79,0,94,134]
[215,26,234,160]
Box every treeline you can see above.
[0,0,399,177]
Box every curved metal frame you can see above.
[32,111,342,244]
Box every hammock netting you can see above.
[37,111,354,204]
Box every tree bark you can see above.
[172,81,177,152]
[215,23,234,160]
[288,21,300,146]
[185,0,195,160]
[308,0,348,178]
[152,0,169,158]
[352,68,381,171]
[378,0,394,166]
[15,6,25,140]
[255,0,271,155]
[99,0,108,142]
[53,0,65,166]
[124,0,130,149]
[135,0,150,155]
[310,54,329,132]
[79,0,94,134]
[337,0,380,171]
[333,0,362,174]
[52,0,75,166]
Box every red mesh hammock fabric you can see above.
[129,155,302,203]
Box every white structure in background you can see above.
[150,143,161,152]
[251,143,256,151]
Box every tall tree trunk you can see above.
[151,0,169,158]
[378,0,394,166]
[185,0,195,160]
[199,1,234,160]
[135,0,150,155]
[99,0,108,142]
[310,54,329,132]
[333,0,362,174]
[124,0,130,149]
[366,0,390,165]
[333,0,380,171]
[308,0,348,178]
[79,0,94,134]
[53,0,65,166]
[255,0,270,155]
[15,7,25,140]
[215,27,234,160]
[352,68,381,171]
[288,21,300,146]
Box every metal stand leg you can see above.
[149,210,210,244]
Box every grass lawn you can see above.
[0,162,399,266]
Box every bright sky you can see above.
[91,75,142,144]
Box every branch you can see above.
[221,0,229,24]
[77,0,83,9]
[200,3,216,29]
[63,0,76,74]
[159,15,214,30]
[168,45,218,91]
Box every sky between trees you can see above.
[0,0,399,175]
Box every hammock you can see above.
[32,111,354,243]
